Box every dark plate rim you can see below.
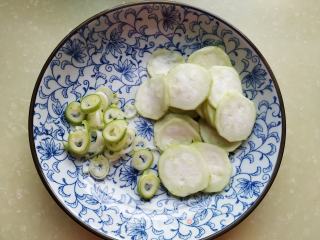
[28,1,286,239]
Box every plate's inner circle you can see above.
[32,3,284,239]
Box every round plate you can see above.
[29,2,286,239]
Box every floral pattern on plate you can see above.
[30,2,285,239]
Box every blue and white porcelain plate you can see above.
[29,2,286,239]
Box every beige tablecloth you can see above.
[0,0,319,239]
